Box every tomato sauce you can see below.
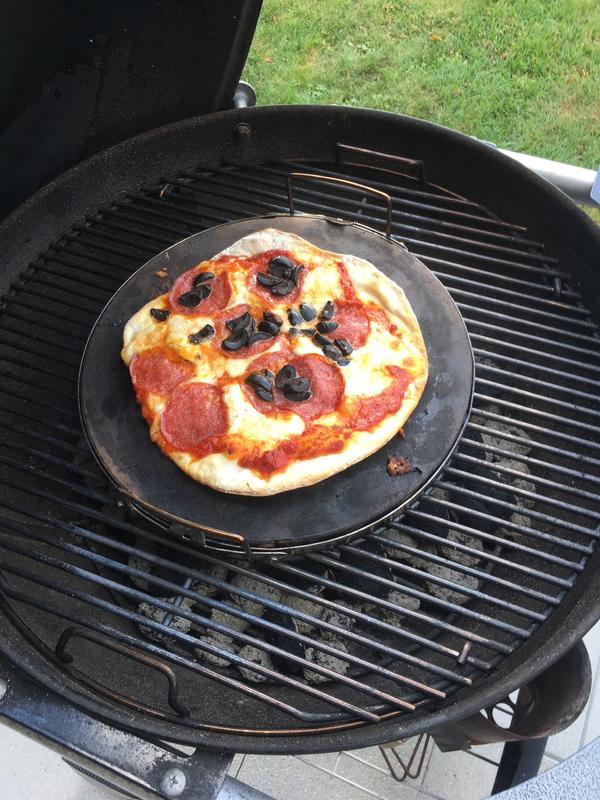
[350,366,411,431]
[238,424,349,475]
[336,260,359,302]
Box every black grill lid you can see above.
[0,0,262,221]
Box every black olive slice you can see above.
[226,311,252,332]
[257,272,284,288]
[263,311,284,326]
[317,320,339,334]
[289,265,303,285]
[334,338,353,356]
[314,332,333,348]
[269,279,295,296]
[256,387,275,402]
[192,271,216,286]
[319,300,336,320]
[269,254,295,268]
[263,369,275,380]
[246,372,275,392]
[275,364,297,389]
[188,324,215,343]
[268,255,295,275]
[150,308,170,322]
[222,332,248,351]
[178,290,202,307]
[287,309,303,325]
[300,327,316,336]
[284,390,312,402]
[268,263,292,279]
[195,282,213,300]
[299,303,316,321]
[285,376,311,394]
[258,320,280,336]
[248,331,273,346]
[337,358,351,366]
[323,344,342,361]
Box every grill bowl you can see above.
[0,105,599,753]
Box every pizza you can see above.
[121,229,428,495]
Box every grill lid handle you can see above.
[286,172,393,238]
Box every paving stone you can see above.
[228,753,246,778]
[335,751,421,799]
[421,745,497,800]
[546,621,600,759]
[583,671,600,746]
[296,752,339,771]
[238,754,388,800]
[0,725,113,799]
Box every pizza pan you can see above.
[79,213,474,555]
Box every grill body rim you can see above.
[0,103,599,753]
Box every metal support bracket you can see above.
[0,655,233,800]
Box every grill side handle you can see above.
[430,640,592,750]
[55,626,191,718]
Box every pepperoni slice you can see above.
[247,250,306,305]
[213,304,282,359]
[169,263,232,315]
[244,352,344,422]
[332,300,370,349]
[161,382,228,450]
[130,348,194,395]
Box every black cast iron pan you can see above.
[79,211,474,555]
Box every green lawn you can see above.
[243,0,600,169]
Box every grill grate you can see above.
[0,150,599,736]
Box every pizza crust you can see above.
[123,229,428,496]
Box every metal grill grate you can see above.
[0,150,599,737]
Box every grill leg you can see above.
[491,738,548,795]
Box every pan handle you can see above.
[286,172,393,239]
[336,143,426,186]
[55,626,190,718]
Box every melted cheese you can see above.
[225,384,304,445]
[300,262,343,306]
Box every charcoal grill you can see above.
[1,1,600,797]
[1,105,599,755]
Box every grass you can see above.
[243,0,600,170]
